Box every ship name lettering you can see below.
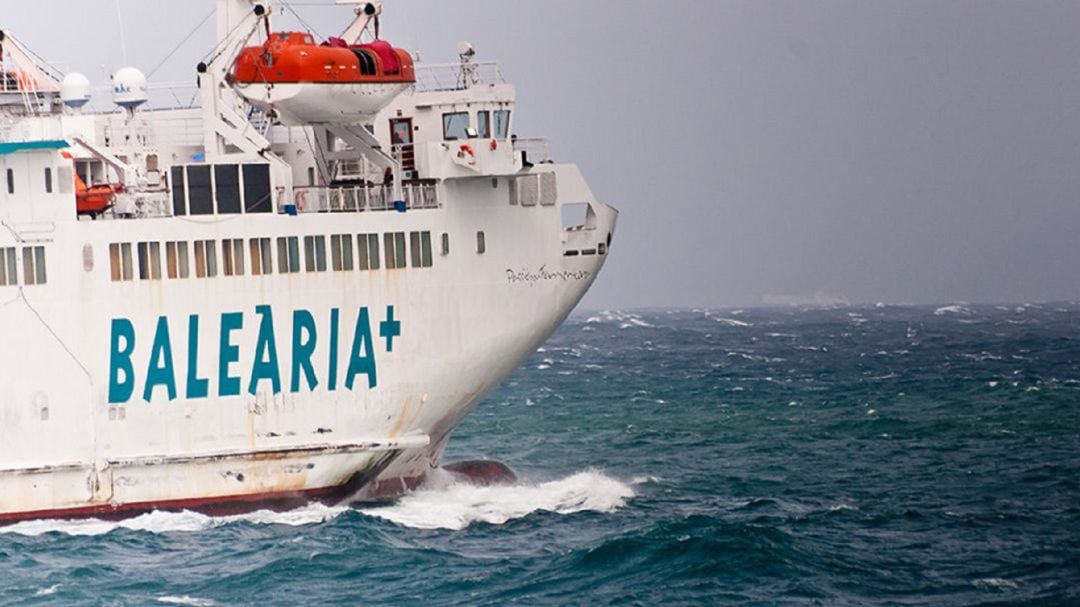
[506,265,591,286]
[107,306,390,404]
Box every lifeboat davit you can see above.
[230,32,415,125]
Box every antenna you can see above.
[115,0,129,65]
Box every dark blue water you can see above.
[2,305,1078,605]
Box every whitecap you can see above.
[360,470,634,531]
[973,578,1019,590]
[714,318,752,327]
[34,585,60,597]
[157,597,217,607]
[934,304,971,316]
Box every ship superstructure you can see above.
[0,0,616,521]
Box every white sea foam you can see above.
[973,578,1019,590]
[714,317,753,327]
[34,585,60,597]
[0,503,346,537]
[360,470,635,531]
[935,304,971,316]
[157,597,217,606]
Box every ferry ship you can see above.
[0,1,616,522]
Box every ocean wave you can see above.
[0,503,347,537]
[934,304,972,316]
[359,470,635,531]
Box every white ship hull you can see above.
[0,1,617,522]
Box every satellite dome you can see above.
[111,67,148,111]
[60,72,92,109]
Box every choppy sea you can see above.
[1,305,1078,605]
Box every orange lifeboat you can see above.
[75,172,122,216]
[230,32,415,125]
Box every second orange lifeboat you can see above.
[230,32,415,125]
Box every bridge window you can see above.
[222,239,245,276]
[357,233,380,270]
[384,232,407,269]
[304,235,327,272]
[442,112,469,141]
[136,242,162,280]
[477,111,491,139]
[193,240,218,278]
[0,247,16,285]
[187,166,214,216]
[166,241,190,279]
[22,246,46,285]
[410,231,432,268]
[249,238,272,275]
[243,164,273,214]
[215,165,242,214]
[494,110,511,139]
[277,236,300,273]
[171,167,186,215]
[331,234,354,271]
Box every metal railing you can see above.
[293,182,440,213]
[413,62,505,92]
[513,137,551,164]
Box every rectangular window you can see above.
[22,247,46,285]
[277,236,300,273]
[136,242,162,281]
[249,238,272,275]
[494,110,511,139]
[187,166,214,215]
[222,239,245,276]
[166,241,180,279]
[384,232,407,269]
[477,231,486,254]
[304,235,327,272]
[441,233,450,256]
[477,111,491,139]
[215,164,242,214]
[331,234,354,272]
[171,166,187,216]
[108,243,135,282]
[44,168,53,194]
[243,164,273,214]
[6,168,14,194]
[442,111,470,140]
[0,247,15,286]
[194,240,218,278]
[410,232,432,268]
[357,233,380,270]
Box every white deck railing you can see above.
[293,182,440,213]
[413,62,505,92]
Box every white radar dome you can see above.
[60,72,92,109]
[111,66,148,111]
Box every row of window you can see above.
[109,231,442,283]
[443,110,510,141]
[171,163,274,217]
[0,246,48,286]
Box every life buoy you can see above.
[295,189,308,211]
[490,139,498,151]
[457,144,476,165]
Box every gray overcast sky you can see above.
[6,1,1080,308]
